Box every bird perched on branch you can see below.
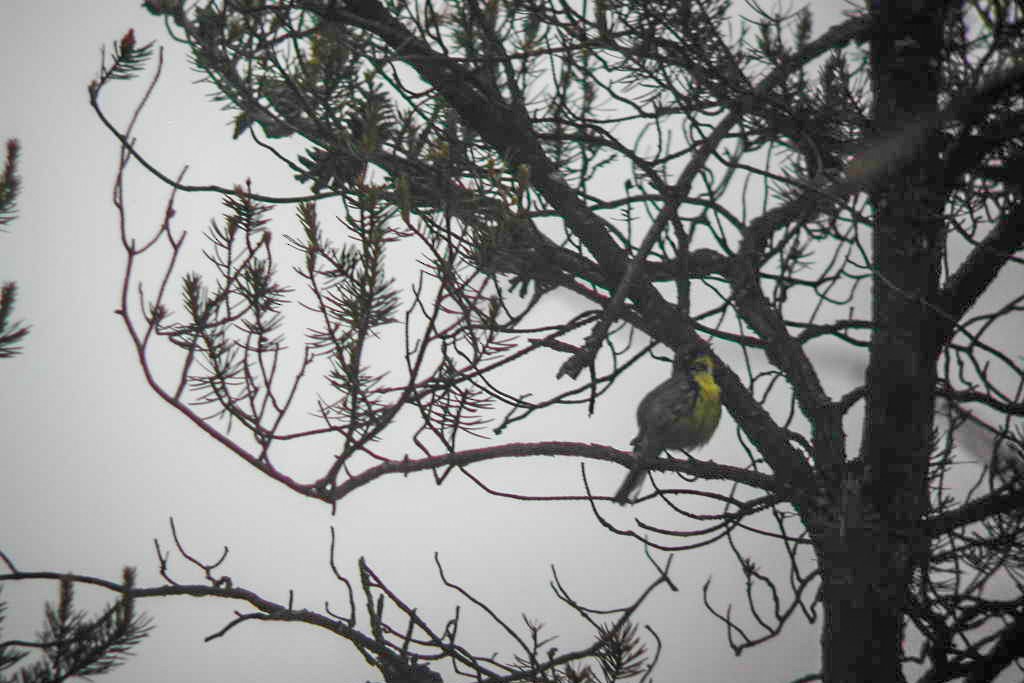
[613,349,722,504]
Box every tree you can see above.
[0,138,30,359]
[1,130,149,683]
[0,571,153,683]
[4,1,1024,682]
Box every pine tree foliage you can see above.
[6,1,1023,682]
[0,570,152,683]
[0,590,30,674]
[94,30,155,87]
[0,140,19,230]
[593,622,648,682]
[0,139,29,359]
[163,185,292,435]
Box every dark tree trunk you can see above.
[819,3,948,682]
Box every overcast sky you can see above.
[2,2,1008,683]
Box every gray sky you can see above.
[1,2,987,682]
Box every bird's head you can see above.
[688,353,715,377]
[673,347,715,377]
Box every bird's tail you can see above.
[612,438,657,505]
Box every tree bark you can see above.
[820,3,948,681]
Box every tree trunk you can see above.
[820,3,948,681]
[817,471,917,683]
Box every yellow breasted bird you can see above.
[613,349,722,504]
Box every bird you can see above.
[612,349,722,504]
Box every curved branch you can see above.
[328,440,777,501]
[934,200,1024,355]
[0,568,394,658]
[89,66,339,205]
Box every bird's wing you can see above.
[640,375,698,434]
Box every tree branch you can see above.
[924,484,1024,537]
[934,200,1024,354]
[327,440,778,501]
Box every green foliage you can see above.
[0,571,152,683]
[142,0,184,23]
[0,590,30,675]
[0,139,28,359]
[0,140,19,230]
[593,622,649,682]
[507,620,650,683]
[288,196,401,447]
[91,30,155,93]
[0,283,29,359]
[72,2,1024,680]
[165,188,290,428]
